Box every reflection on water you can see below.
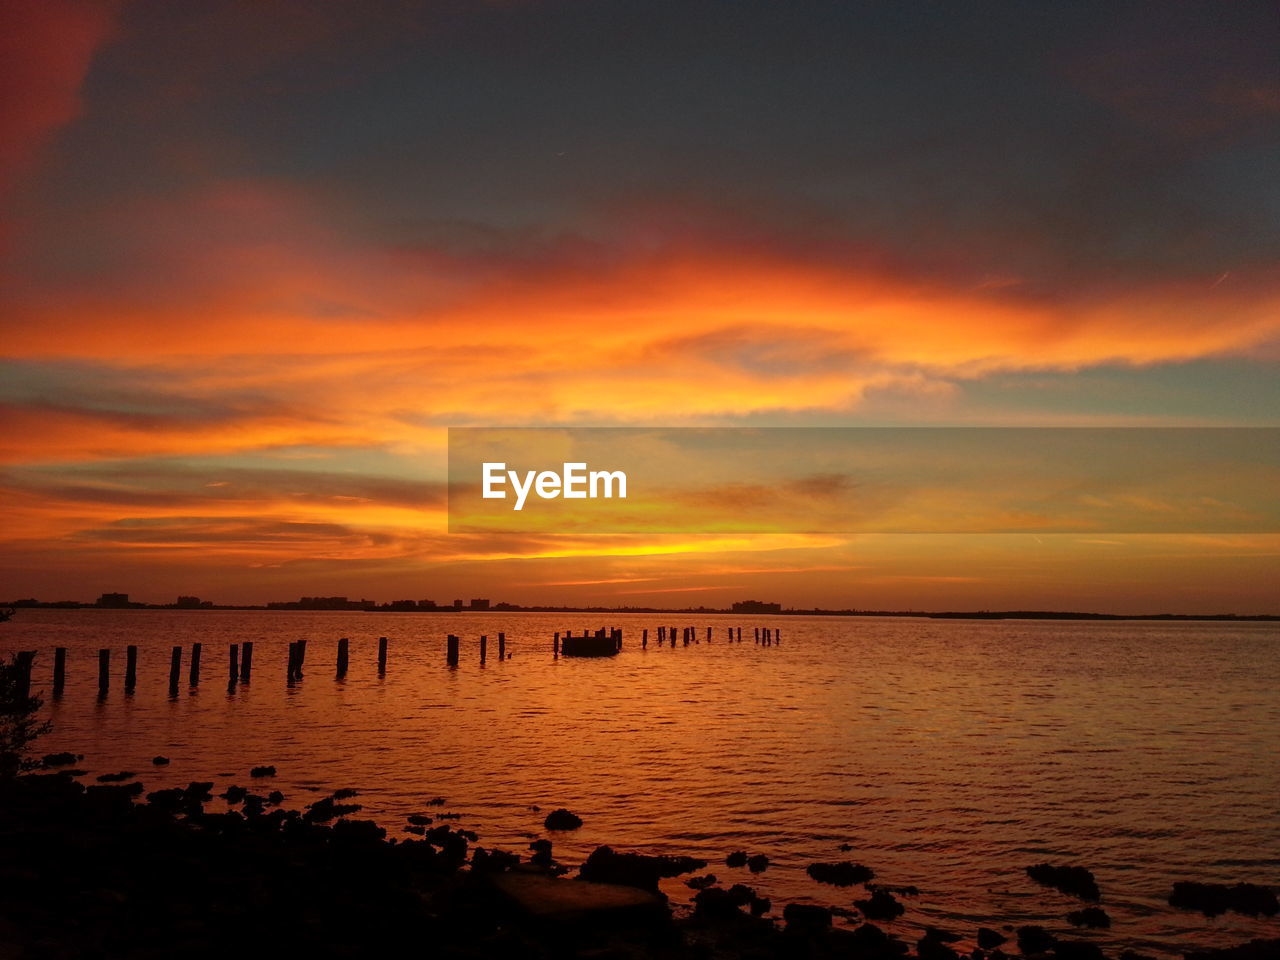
[6,610,1279,955]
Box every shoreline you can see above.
[2,759,1277,960]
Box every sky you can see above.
[1,0,1278,611]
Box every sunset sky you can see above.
[2,0,1278,611]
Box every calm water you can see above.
[5,610,1279,955]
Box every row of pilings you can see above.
[9,624,782,698]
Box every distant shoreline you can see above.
[5,601,1277,621]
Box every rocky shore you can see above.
[0,762,1276,960]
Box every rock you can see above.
[977,927,1007,949]
[694,886,748,920]
[41,752,81,767]
[529,838,554,867]
[686,874,718,890]
[407,814,433,825]
[266,790,284,805]
[844,922,908,958]
[578,845,707,893]
[918,936,959,960]
[249,765,276,778]
[470,846,520,873]
[1025,863,1101,901]
[1015,925,1057,956]
[221,785,247,803]
[1053,942,1106,960]
[1066,906,1110,928]
[855,889,904,921]
[750,896,771,916]
[543,808,583,830]
[185,781,214,802]
[726,850,749,868]
[783,903,832,936]
[151,755,170,765]
[1184,939,1280,960]
[838,842,853,851]
[746,854,770,873]
[489,871,665,924]
[303,796,362,823]
[330,818,385,844]
[1168,881,1279,917]
[95,771,136,783]
[807,860,875,886]
[427,796,446,806]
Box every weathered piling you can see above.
[125,645,138,693]
[52,647,66,698]
[480,634,488,664]
[98,649,110,696]
[14,651,35,701]
[296,639,307,678]
[168,646,181,695]
[377,636,388,673]
[683,628,690,647]
[447,634,459,667]
[189,642,202,686]
[642,628,648,648]
[706,626,712,642]
[336,637,348,678]
[498,632,506,660]
[736,627,742,642]
[754,628,760,644]
[240,641,253,681]
[287,642,299,683]
[553,632,560,658]
[229,643,239,685]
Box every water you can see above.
[5,610,1279,955]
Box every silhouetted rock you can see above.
[543,807,583,830]
[1053,941,1106,960]
[750,895,771,916]
[151,755,169,765]
[529,838,554,867]
[1016,925,1057,955]
[470,846,519,873]
[783,903,832,935]
[266,790,284,805]
[1025,863,1101,901]
[332,787,359,800]
[726,850,748,867]
[303,796,363,823]
[746,853,769,873]
[838,842,853,851]
[185,781,214,802]
[427,796,446,806]
[855,889,904,921]
[918,934,960,960]
[578,845,706,893]
[1185,939,1280,960]
[977,927,1008,949]
[41,752,81,767]
[686,874,718,890]
[1066,906,1111,928]
[1168,881,1279,917]
[221,785,246,803]
[330,818,385,844]
[843,922,909,959]
[249,765,276,778]
[694,886,749,920]
[96,771,136,782]
[807,860,875,886]
[408,814,433,825]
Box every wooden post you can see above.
[554,632,560,658]
[296,639,307,678]
[240,641,253,681]
[125,645,138,693]
[754,627,760,644]
[737,627,742,642]
[480,634,488,664]
[498,632,506,660]
[706,626,712,642]
[775,628,781,643]
[98,648,110,696]
[168,646,181,695]
[642,628,648,648]
[683,628,689,647]
[336,637,348,678]
[53,647,66,698]
[229,643,239,685]
[446,634,459,666]
[287,642,298,683]
[377,636,388,673]
[189,642,202,686]
[14,651,35,701]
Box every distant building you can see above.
[175,596,204,608]
[96,593,131,608]
[468,598,490,611]
[731,599,782,614]
[418,599,437,609]
[453,599,464,609]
